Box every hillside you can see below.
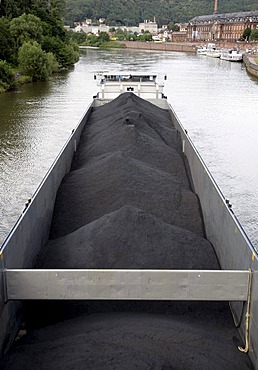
[64,0,258,26]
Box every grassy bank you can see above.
[81,41,126,48]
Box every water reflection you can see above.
[0,48,258,249]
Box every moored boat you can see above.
[196,45,208,55]
[205,43,222,58]
[0,73,257,369]
[220,49,243,62]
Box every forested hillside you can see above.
[64,0,258,26]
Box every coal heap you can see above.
[0,93,253,370]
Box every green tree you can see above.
[0,17,16,64]
[32,7,68,41]
[113,28,126,40]
[48,0,66,18]
[0,60,15,92]
[168,22,180,31]
[98,31,110,42]
[0,0,28,18]
[41,35,61,54]
[56,41,79,68]
[250,29,258,41]
[10,13,43,48]
[138,32,152,41]
[84,33,100,46]
[69,31,87,44]
[115,28,124,35]
[18,40,57,80]
[243,27,251,41]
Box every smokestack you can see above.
[214,0,218,14]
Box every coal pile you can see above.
[50,93,204,240]
[0,93,253,369]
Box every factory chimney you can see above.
[214,0,218,14]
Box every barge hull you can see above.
[0,94,257,368]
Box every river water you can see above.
[0,48,258,249]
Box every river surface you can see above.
[0,48,258,249]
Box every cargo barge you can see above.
[0,73,257,369]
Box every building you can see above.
[178,23,187,32]
[170,31,187,42]
[139,20,158,34]
[117,26,140,34]
[187,10,258,42]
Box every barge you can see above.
[0,73,257,369]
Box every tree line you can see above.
[0,0,79,92]
[70,28,154,47]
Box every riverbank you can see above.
[117,41,197,53]
[243,54,258,78]
[116,41,258,79]
[118,40,258,53]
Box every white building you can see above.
[139,20,158,34]
[74,25,110,34]
[118,26,140,34]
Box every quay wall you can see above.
[243,54,258,78]
[119,41,196,52]
[119,41,258,79]
[119,40,258,53]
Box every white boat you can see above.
[196,45,208,55]
[220,49,243,62]
[0,73,257,369]
[205,43,222,58]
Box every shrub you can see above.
[56,41,79,68]
[41,36,79,68]
[98,32,110,43]
[250,30,258,41]
[101,41,126,48]
[46,52,60,73]
[0,61,15,91]
[18,41,58,81]
[69,31,87,45]
[243,28,251,40]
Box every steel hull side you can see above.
[167,102,258,367]
[0,103,93,356]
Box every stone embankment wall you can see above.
[120,41,196,52]
[120,40,258,53]
[119,41,258,79]
[243,54,258,78]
